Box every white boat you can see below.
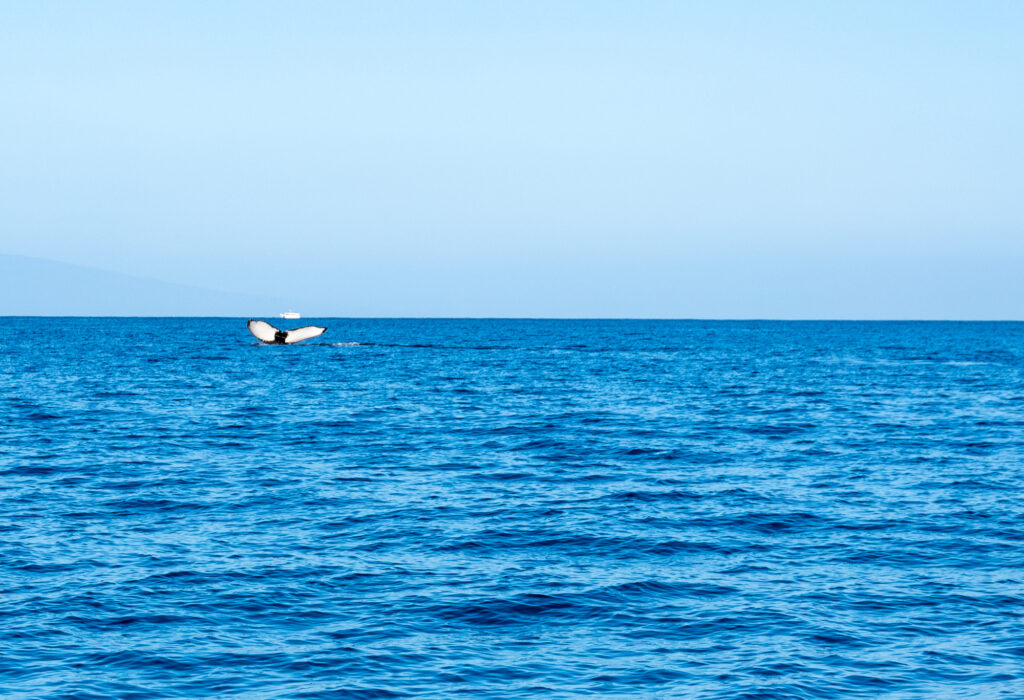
[280,311,301,320]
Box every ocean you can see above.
[2,318,1023,698]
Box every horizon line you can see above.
[1,315,1021,323]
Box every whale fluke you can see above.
[247,319,327,344]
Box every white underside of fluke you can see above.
[247,319,327,344]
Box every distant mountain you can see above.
[0,254,290,316]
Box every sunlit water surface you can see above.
[2,319,1023,698]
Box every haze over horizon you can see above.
[2,2,1022,318]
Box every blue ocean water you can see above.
[2,319,1023,698]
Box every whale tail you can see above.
[247,319,327,345]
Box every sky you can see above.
[1,1,1022,317]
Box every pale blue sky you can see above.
[1,1,1022,317]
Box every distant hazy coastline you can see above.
[0,254,290,317]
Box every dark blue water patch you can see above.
[1,319,1024,697]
